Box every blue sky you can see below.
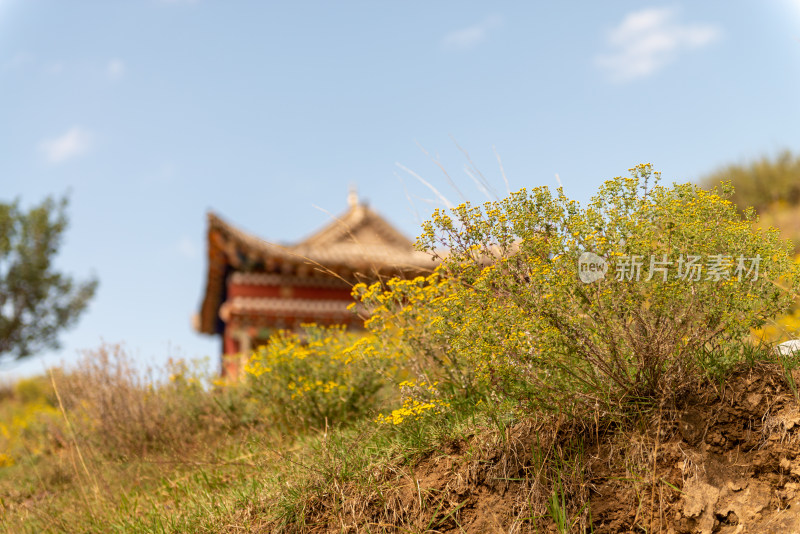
[2,1,800,378]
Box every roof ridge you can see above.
[297,204,412,250]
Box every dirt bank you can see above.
[304,364,800,533]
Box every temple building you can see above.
[195,191,435,378]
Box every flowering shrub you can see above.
[353,272,481,402]
[0,377,61,467]
[363,165,800,418]
[246,324,393,429]
[751,253,800,342]
[374,380,451,425]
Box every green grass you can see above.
[1,339,794,533]
[0,359,485,533]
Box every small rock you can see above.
[746,393,763,408]
[727,480,744,492]
[776,340,800,356]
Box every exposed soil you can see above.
[305,363,800,533]
[590,364,800,534]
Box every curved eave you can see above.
[196,211,438,335]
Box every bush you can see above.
[363,164,800,419]
[0,381,61,466]
[701,149,800,214]
[245,324,394,431]
[53,344,222,458]
[354,272,482,402]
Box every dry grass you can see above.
[0,344,269,533]
[2,345,797,533]
[50,345,222,458]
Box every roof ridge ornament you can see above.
[347,184,359,209]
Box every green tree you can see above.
[702,150,800,256]
[0,195,97,362]
[701,149,800,213]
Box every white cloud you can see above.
[40,127,92,164]
[596,7,721,82]
[177,237,198,259]
[441,14,503,51]
[107,58,125,80]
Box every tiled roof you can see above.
[206,207,434,272]
[197,201,437,334]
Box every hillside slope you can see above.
[298,364,800,533]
